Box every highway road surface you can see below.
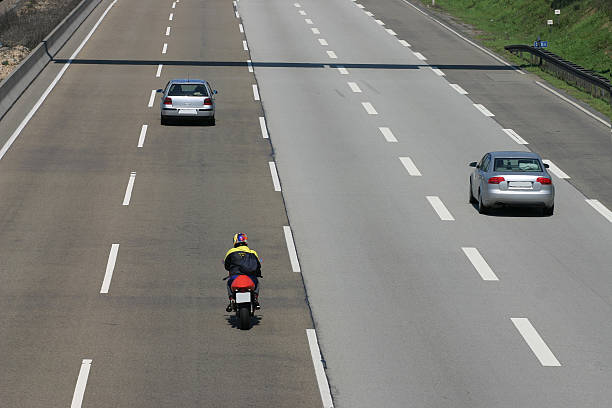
[0,0,610,407]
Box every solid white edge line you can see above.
[147,89,156,107]
[535,81,610,127]
[399,157,422,176]
[166,26,171,36]
[473,103,494,117]
[283,226,301,272]
[243,40,248,51]
[122,172,137,206]
[252,84,260,101]
[542,159,570,179]
[306,329,334,408]
[100,244,119,294]
[155,64,163,77]
[502,128,528,144]
[337,66,349,75]
[347,82,361,93]
[326,50,337,59]
[71,359,93,408]
[259,116,269,139]
[585,199,612,223]
[461,247,498,281]
[0,0,118,162]
[361,102,377,114]
[426,196,455,220]
[138,124,148,148]
[511,318,561,366]
[269,162,281,191]
[247,59,253,72]
[449,83,468,94]
[379,127,397,142]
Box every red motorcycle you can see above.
[230,275,257,330]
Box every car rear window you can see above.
[493,158,542,172]
[168,84,208,96]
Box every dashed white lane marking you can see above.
[100,244,119,294]
[426,196,455,221]
[318,38,328,46]
[259,116,269,139]
[337,66,349,75]
[71,359,93,408]
[155,64,163,77]
[252,84,260,100]
[379,127,397,142]
[0,0,118,162]
[585,199,612,223]
[294,2,301,7]
[305,18,313,24]
[364,11,373,16]
[165,26,171,36]
[283,226,301,272]
[326,50,338,59]
[449,83,468,95]
[375,19,385,25]
[386,29,397,36]
[169,13,173,20]
[138,124,148,148]
[362,102,378,114]
[247,59,253,72]
[413,52,427,60]
[473,103,494,117]
[542,160,570,179]
[535,81,610,127]
[502,128,528,145]
[269,162,282,191]
[356,3,364,8]
[122,172,137,206]
[311,27,320,34]
[306,330,334,408]
[430,66,445,76]
[239,23,244,33]
[147,89,156,107]
[172,1,176,8]
[511,318,561,366]
[162,43,168,54]
[399,157,422,176]
[398,39,410,47]
[461,247,498,281]
[235,10,239,18]
[348,82,362,93]
[299,10,306,15]
[243,40,248,51]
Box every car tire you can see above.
[209,116,215,126]
[543,205,554,216]
[469,180,477,204]
[478,190,488,215]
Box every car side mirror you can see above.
[543,163,550,168]
[156,89,163,93]
[469,162,478,167]
[213,90,218,94]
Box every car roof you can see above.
[169,79,208,84]
[489,151,542,159]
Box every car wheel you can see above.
[543,205,554,216]
[209,116,215,126]
[469,180,477,204]
[478,190,488,215]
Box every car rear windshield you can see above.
[494,158,542,172]
[168,84,208,96]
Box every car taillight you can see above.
[203,97,212,106]
[163,97,172,105]
[537,177,551,184]
[488,176,505,184]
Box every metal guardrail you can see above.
[505,44,611,104]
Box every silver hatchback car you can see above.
[158,79,217,125]
[469,151,555,215]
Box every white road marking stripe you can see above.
[0,0,118,162]
[461,247,498,281]
[399,157,422,176]
[239,23,244,33]
[426,196,455,220]
[269,162,281,191]
[326,50,337,59]
[386,29,397,35]
[305,18,313,24]
[233,1,237,8]
[235,10,239,18]
[247,59,253,72]
[243,40,248,51]
[356,3,364,8]
[100,244,119,294]
[337,66,349,75]
[311,27,320,34]
[138,124,148,148]
[294,2,301,7]
[166,26,171,36]
[122,172,137,206]
[413,52,427,60]
[430,66,445,76]
[172,2,176,8]
[169,13,173,20]
[318,38,328,46]
[502,128,528,144]
[398,39,410,47]
[259,116,269,139]
[71,359,93,408]
[155,64,163,77]
[162,43,167,54]
[511,318,561,366]
[542,160,570,179]
[147,89,156,107]
[364,11,373,16]
[361,102,377,114]
[585,199,612,223]
[252,84,260,100]
[379,127,397,142]
[283,226,301,272]
[306,330,334,408]
[535,81,610,127]
[473,103,494,116]
[375,19,385,25]
[449,83,468,94]
[348,82,361,93]
[299,10,306,15]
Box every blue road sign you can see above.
[534,41,548,48]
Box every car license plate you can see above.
[178,109,197,115]
[236,292,251,303]
[509,181,532,188]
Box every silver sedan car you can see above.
[158,79,217,125]
[469,151,555,215]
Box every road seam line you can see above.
[461,247,498,280]
[283,226,301,272]
[426,196,455,220]
[71,359,93,408]
[122,172,136,205]
[511,318,561,366]
[306,329,334,408]
[100,244,119,294]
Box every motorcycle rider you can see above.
[224,233,262,312]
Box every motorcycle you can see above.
[229,274,257,330]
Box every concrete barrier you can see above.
[0,0,104,120]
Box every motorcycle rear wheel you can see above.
[238,305,251,330]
